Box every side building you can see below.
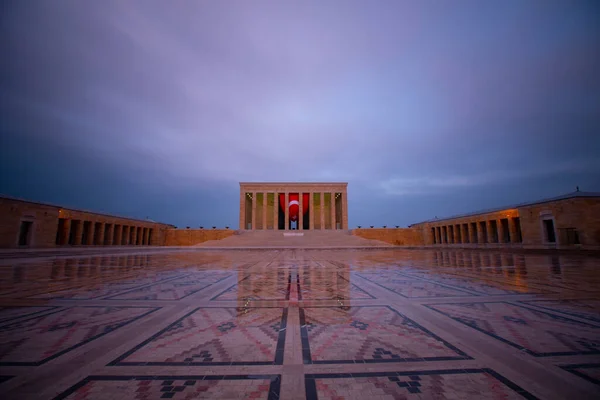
[409,191,600,250]
[0,196,174,249]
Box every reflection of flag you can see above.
[279,193,310,221]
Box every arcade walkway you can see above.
[0,249,598,399]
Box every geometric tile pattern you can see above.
[358,272,474,298]
[25,276,184,300]
[305,369,536,399]
[53,375,281,400]
[0,306,159,365]
[105,273,231,300]
[300,306,470,364]
[298,274,375,300]
[426,302,600,356]
[401,272,541,295]
[560,363,600,385]
[520,299,600,324]
[1,249,599,399]
[211,272,290,301]
[110,307,288,366]
[0,306,59,323]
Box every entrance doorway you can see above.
[543,219,556,243]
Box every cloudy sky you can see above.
[1,1,599,228]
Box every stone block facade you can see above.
[352,228,424,246]
[0,196,172,248]
[239,182,348,230]
[518,197,600,248]
[410,192,600,250]
[3,190,597,250]
[163,229,235,246]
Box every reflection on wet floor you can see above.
[0,249,598,399]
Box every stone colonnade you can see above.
[54,210,158,246]
[239,182,348,230]
[429,211,523,246]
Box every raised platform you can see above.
[194,229,394,248]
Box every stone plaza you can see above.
[0,184,599,399]
[0,248,599,399]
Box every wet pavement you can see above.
[0,248,598,399]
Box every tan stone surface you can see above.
[411,196,600,250]
[519,197,600,248]
[0,248,598,400]
[194,230,393,248]
[163,229,235,246]
[352,228,424,246]
[239,183,348,230]
[0,197,170,249]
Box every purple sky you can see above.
[1,1,599,228]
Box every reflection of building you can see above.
[410,191,600,249]
[239,182,348,230]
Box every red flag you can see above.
[279,193,310,221]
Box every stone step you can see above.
[195,230,393,248]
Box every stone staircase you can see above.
[194,230,394,248]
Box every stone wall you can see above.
[0,198,59,248]
[0,196,171,248]
[163,229,235,246]
[412,208,520,246]
[518,197,600,248]
[352,228,424,246]
[409,194,600,250]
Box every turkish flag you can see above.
[279,193,310,221]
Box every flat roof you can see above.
[0,194,174,226]
[240,182,348,186]
[409,191,600,226]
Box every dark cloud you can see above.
[1,0,599,228]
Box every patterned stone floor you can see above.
[0,248,599,399]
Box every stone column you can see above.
[59,219,71,245]
[497,219,505,244]
[262,192,267,230]
[463,224,469,244]
[115,225,122,246]
[508,218,518,243]
[342,190,348,229]
[456,225,462,243]
[486,221,494,244]
[476,222,484,244]
[309,192,314,230]
[239,190,245,230]
[130,226,136,246]
[105,224,114,245]
[273,192,278,230]
[284,192,290,230]
[97,223,106,246]
[320,192,325,230]
[145,227,151,245]
[74,221,84,245]
[121,226,128,245]
[251,191,257,230]
[329,192,337,230]
[299,192,304,230]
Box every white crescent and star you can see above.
[288,200,300,220]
